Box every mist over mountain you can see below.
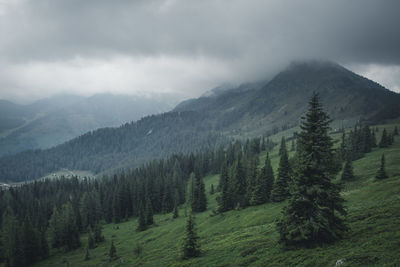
[1,61,399,182]
[0,94,172,156]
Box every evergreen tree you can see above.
[217,162,232,212]
[172,201,179,219]
[109,240,117,261]
[182,212,200,259]
[394,126,399,136]
[250,153,274,205]
[93,223,104,243]
[196,175,207,212]
[145,197,154,225]
[210,184,215,195]
[136,202,146,232]
[232,157,247,208]
[375,154,388,180]
[379,128,389,148]
[277,93,347,246]
[341,159,355,181]
[271,139,291,202]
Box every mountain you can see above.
[0,94,172,156]
[1,61,400,182]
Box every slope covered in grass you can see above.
[36,124,400,267]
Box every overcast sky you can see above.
[1,0,400,103]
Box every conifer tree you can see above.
[172,201,179,219]
[182,212,200,259]
[109,240,117,261]
[271,139,291,202]
[136,202,146,232]
[394,126,399,136]
[379,128,389,148]
[145,197,154,225]
[93,223,104,243]
[232,157,247,208]
[341,159,355,181]
[250,153,274,205]
[210,184,215,195]
[375,154,388,180]
[218,162,232,212]
[279,137,287,156]
[277,93,347,246]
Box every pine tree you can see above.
[145,197,154,225]
[136,202,146,232]
[232,157,247,208]
[93,223,104,243]
[172,201,179,219]
[271,139,291,202]
[394,126,399,136]
[375,154,388,180]
[109,240,117,261]
[277,93,347,246]
[210,184,215,195]
[182,212,200,259]
[279,137,287,156]
[379,128,389,148]
[341,159,355,181]
[217,162,232,212]
[196,175,207,212]
[250,153,274,205]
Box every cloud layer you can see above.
[1,0,400,102]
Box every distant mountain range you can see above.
[1,60,400,182]
[0,94,172,156]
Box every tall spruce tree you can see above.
[277,93,347,246]
[136,202,146,232]
[217,162,232,212]
[271,138,291,202]
[250,153,274,205]
[379,128,389,148]
[145,198,154,226]
[375,154,388,180]
[232,156,247,208]
[341,159,355,181]
[182,212,200,259]
[109,240,117,261]
[394,126,399,136]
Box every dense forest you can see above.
[1,94,396,266]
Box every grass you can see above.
[35,123,400,267]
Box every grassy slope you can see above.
[36,124,400,267]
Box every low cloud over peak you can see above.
[1,0,400,103]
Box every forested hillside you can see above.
[0,94,172,157]
[1,61,400,182]
[0,96,398,266]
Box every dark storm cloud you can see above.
[1,0,400,102]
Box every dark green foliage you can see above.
[232,157,247,208]
[109,240,117,261]
[394,126,399,136]
[271,138,291,202]
[190,172,207,212]
[250,153,274,205]
[182,212,200,259]
[93,223,104,243]
[379,128,390,148]
[137,203,147,232]
[145,198,154,226]
[217,162,232,212]
[375,154,388,180]
[210,184,215,195]
[172,202,179,219]
[277,93,347,246]
[341,159,355,181]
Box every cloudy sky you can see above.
[1,0,400,103]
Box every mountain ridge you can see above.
[1,60,400,182]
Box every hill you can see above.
[1,61,400,182]
[0,94,172,156]
[35,122,400,266]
